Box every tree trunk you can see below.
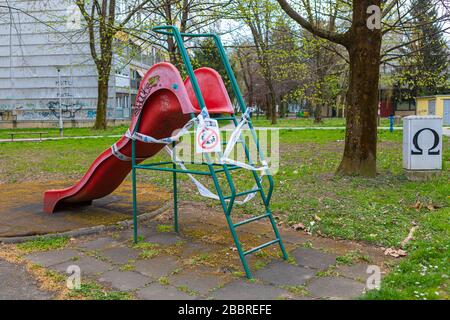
[264,81,277,125]
[279,98,285,118]
[168,38,177,65]
[265,93,271,120]
[94,73,109,130]
[270,96,277,124]
[336,1,381,177]
[314,104,323,123]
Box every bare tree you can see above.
[277,0,449,176]
[276,0,386,176]
[142,0,229,70]
[75,0,153,129]
[233,0,283,124]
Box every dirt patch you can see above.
[155,201,395,272]
[0,180,170,238]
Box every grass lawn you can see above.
[251,117,401,127]
[0,117,400,140]
[0,128,448,299]
[0,125,129,140]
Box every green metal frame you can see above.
[131,25,288,279]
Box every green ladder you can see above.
[131,26,288,279]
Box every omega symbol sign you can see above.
[403,116,442,171]
[411,128,440,156]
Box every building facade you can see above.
[0,0,159,123]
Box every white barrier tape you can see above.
[111,143,147,162]
[126,118,197,145]
[124,107,269,173]
[111,143,132,161]
[219,108,269,173]
[222,158,269,173]
[112,117,197,162]
[164,146,260,204]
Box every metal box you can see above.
[403,116,443,170]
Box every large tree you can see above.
[235,0,282,124]
[191,38,234,94]
[143,0,228,71]
[75,0,152,129]
[394,0,449,98]
[277,0,449,176]
[277,0,388,176]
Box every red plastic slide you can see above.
[43,62,233,214]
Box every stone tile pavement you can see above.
[0,259,54,300]
[6,203,392,300]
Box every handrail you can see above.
[152,26,209,119]
[153,25,275,206]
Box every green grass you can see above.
[1,128,448,299]
[363,208,449,300]
[68,282,133,300]
[336,250,371,265]
[251,117,402,128]
[282,285,309,296]
[0,125,129,140]
[17,237,69,253]
[138,249,160,259]
[158,276,170,286]
[0,117,404,141]
[156,224,174,233]
[119,262,136,272]
[132,242,160,250]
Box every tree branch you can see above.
[276,0,349,46]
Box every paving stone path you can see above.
[2,203,390,300]
[0,259,53,300]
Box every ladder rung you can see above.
[222,140,243,145]
[215,116,236,121]
[214,165,241,173]
[233,213,271,228]
[224,188,261,200]
[244,239,280,256]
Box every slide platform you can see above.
[43,62,233,213]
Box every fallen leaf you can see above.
[293,223,305,231]
[314,215,321,222]
[426,201,440,211]
[384,248,407,258]
[411,200,422,210]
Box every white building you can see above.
[0,0,160,124]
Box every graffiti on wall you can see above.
[47,101,84,119]
[3,101,99,121]
[1,101,120,121]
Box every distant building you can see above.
[416,95,450,125]
[0,0,160,123]
[379,85,417,117]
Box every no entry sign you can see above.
[196,119,222,153]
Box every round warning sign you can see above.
[195,120,222,153]
[197,127,219,150]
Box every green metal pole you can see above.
[172,142,179,233]
[132,138,138,244]
[206,163,252,278]
[152,26,209,119]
